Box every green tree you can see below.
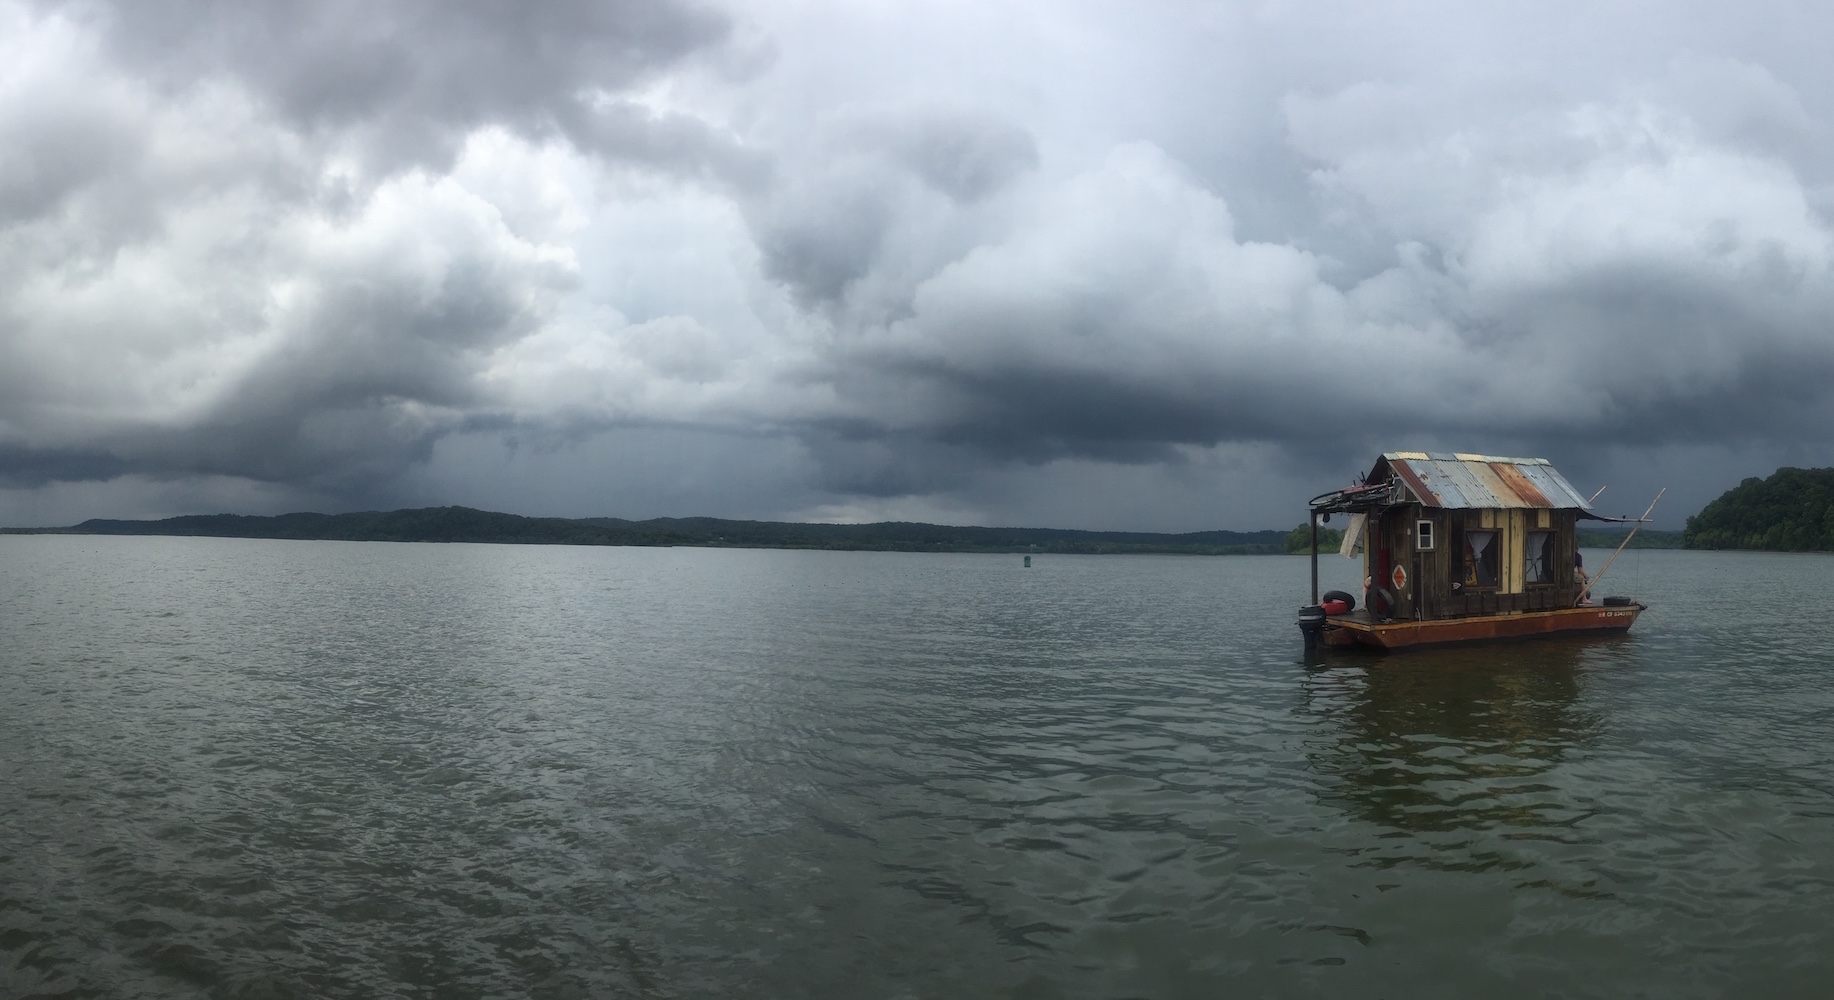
[1684,467,1834,551]
[1286,522,1345,553]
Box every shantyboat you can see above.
[1297,452,1650,652]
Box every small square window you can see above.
[1416,519,1435,551]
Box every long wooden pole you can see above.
[1579,488,1665,605]
[1310,511,1319,605]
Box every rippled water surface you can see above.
[3,536,1832,998]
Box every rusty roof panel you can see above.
[1466,462,1532,507]
[1377,454,1591,510]
[1490,462,1554,507]
[1431,478,1476,508]
[1431,460,1504,507]
[1386,457,1436,504]
[1388,460,1440,506]
[1409,460,1474,507]
[1400,457,1487,507]
[1516,462,1593,509]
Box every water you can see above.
[1,536,1831,998]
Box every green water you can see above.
[0,537,1828,997]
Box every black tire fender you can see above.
[1320,589,1358,613]
[1370,587,1396,617]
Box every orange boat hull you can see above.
[1319,604,1643,651]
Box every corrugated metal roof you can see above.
[1379,453,1592,510]
[1450,461,1513,507]
[1489,462,1554,507]
[1513,463,1592,509]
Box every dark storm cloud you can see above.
[0,97,571,497]
[748,107,1036,305]
[169,247,555,486]
[755,185,891,305]
[774,60,1834,502]
[874,110,1039,203]
[0,90,138,227]
[795,430,989,498]
[0,442,128,487]
[1,241,553,492]
[0,0,718,505]
[8,0,1834,528]
[551,99,770,190]
[38,0,735,172]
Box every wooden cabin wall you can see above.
[1502,510,1525,595]
[1364,506,1588,621]
[1365,506,1421,620]
[1397,505,1419,619]
[1420,508,1449,620]
[1423,507,1583,619]
[1399,506,1412,619]
[1362,522,1375,612]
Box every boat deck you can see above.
[1320,603,1644,651]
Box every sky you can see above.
[3,0,1833,531]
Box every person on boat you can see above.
[1575,550,1592,605]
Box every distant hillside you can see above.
[1284,523,1345,553]
[19,506,1291,555]
[1576,528,1685,549]
[1684,467,1834,551]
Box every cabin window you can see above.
[1416,519,1435,551]
[1462,530,1500,589]
[1525,530,1555,584]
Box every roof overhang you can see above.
[1376,452,1593,511]
[1311,451,1599,517]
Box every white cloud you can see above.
[5,0,1834,529]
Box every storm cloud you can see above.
[3,0,1833,528]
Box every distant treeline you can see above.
[1684,467,1834,551]
[12,497,1778,553]
[1285,524,1346,553]
[19,506,1292,555]
[1577,528,1685,549]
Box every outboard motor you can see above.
[1297,604,1327,648]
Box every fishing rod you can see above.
[1579,488,1665,605]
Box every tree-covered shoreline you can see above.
[1285,523,1346,553]
[1577,528,1685,549]
[4,507,1292,556]
[13,489,1806,554]
[1684,467,1834,551]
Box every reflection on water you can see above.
[1301,642,1605,867]
[4,541,1834,998]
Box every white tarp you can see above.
[1339,513,1365,558]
